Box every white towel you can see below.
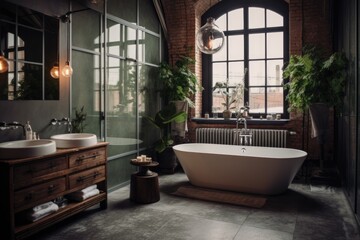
[26,202,59,222]
[31,201,54,212]
[67,188,100,202]
[79,184,97,195]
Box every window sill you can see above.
[191,117,290,125]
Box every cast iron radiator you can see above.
[195,128,288,148]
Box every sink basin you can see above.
[0,139,56,159]
[50,133,97,148]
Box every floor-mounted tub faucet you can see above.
[234,115,252,146]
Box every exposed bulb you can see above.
[196,17,225,54]
[62,61,73,77]
[0,55,9,73]
[50,63,59,79]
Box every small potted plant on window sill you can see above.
[212,69,247,120]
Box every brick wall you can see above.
[161,0,334,160]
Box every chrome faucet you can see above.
[0,121,26,136]
[234,115,252,146]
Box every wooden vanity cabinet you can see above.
[0,142,108,240]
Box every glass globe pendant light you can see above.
[196,17,224,54]
[50,63,59,78]
[0,51,9,73]
[62,61,73,77]
[62,14,73,77]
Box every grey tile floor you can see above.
[30,172,360,240]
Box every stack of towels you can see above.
[26,201,59,222]
[66,184,100,202]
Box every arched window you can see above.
[201,0,289,118]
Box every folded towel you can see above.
[79,184,97,195]
[30,201,54,213]
[67,188,100,202]
[26,202,59,222]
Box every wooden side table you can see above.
[130,161,160,204]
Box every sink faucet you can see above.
[2,121,26,136]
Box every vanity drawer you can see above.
[14,177,66,210]
[69,147,106,170]
[69,166,105,190]
[14,157,68,189]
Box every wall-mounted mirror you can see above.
[0,1,59,100]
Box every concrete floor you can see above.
[30,172,360,240]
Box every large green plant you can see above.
[144,103,187,153]
[283,47,347,112]
[159,55,201,108]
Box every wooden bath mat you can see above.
[173,185,266,208]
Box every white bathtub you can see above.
[173,143,307,195]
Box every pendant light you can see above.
[0,27,9,73]
[61,14,73,77]
[50,29,60,79]
[50,63,59,78]
[196,17,224,54]
[0,52,9,73]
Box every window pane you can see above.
[72,9,100,52]
[125,27,137,60]
[106,58,137,156]
[249,7,265,29]
[249,33,265,59]
[212,62,227,83]
[249,61,265,86]
[107,0,136,24]
[267,87,283,113]
[267,60,283,85]
[229,61,244,85]
[18,26,42,62]
[72,50,101,137]
[107,20,121,56]
[18,7,42,29]
[216,14,226,31]
[139,0,159,32]
[267,10,283,27]
[213,37,227,61]
[249,87,265,113]
[229,35,244,60]
[15,63,42,100]
[228,8,244,30]
[138,31,160,64]
[139,64,160,149]
[267,32,283,58]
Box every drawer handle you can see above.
[76,171,102,182]
[76,154,101,164]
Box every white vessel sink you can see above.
[51,133,97,148]
[0,139,57,159]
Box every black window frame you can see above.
[201,0,289,119]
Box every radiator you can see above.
[195,128,288,148]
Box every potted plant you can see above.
[212,69,247,119]
[159,55,202,137]
[283,46,347,169]
[144,102,187,173]
[283,46,347,113]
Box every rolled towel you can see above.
[26,202,59,222]
[31,201,54,212]
[67,188,100,202]
[79,184,97,195]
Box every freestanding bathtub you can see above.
[173,143,307,195]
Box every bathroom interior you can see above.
[0,0,360,239]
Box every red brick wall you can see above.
[161,0,334,160]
